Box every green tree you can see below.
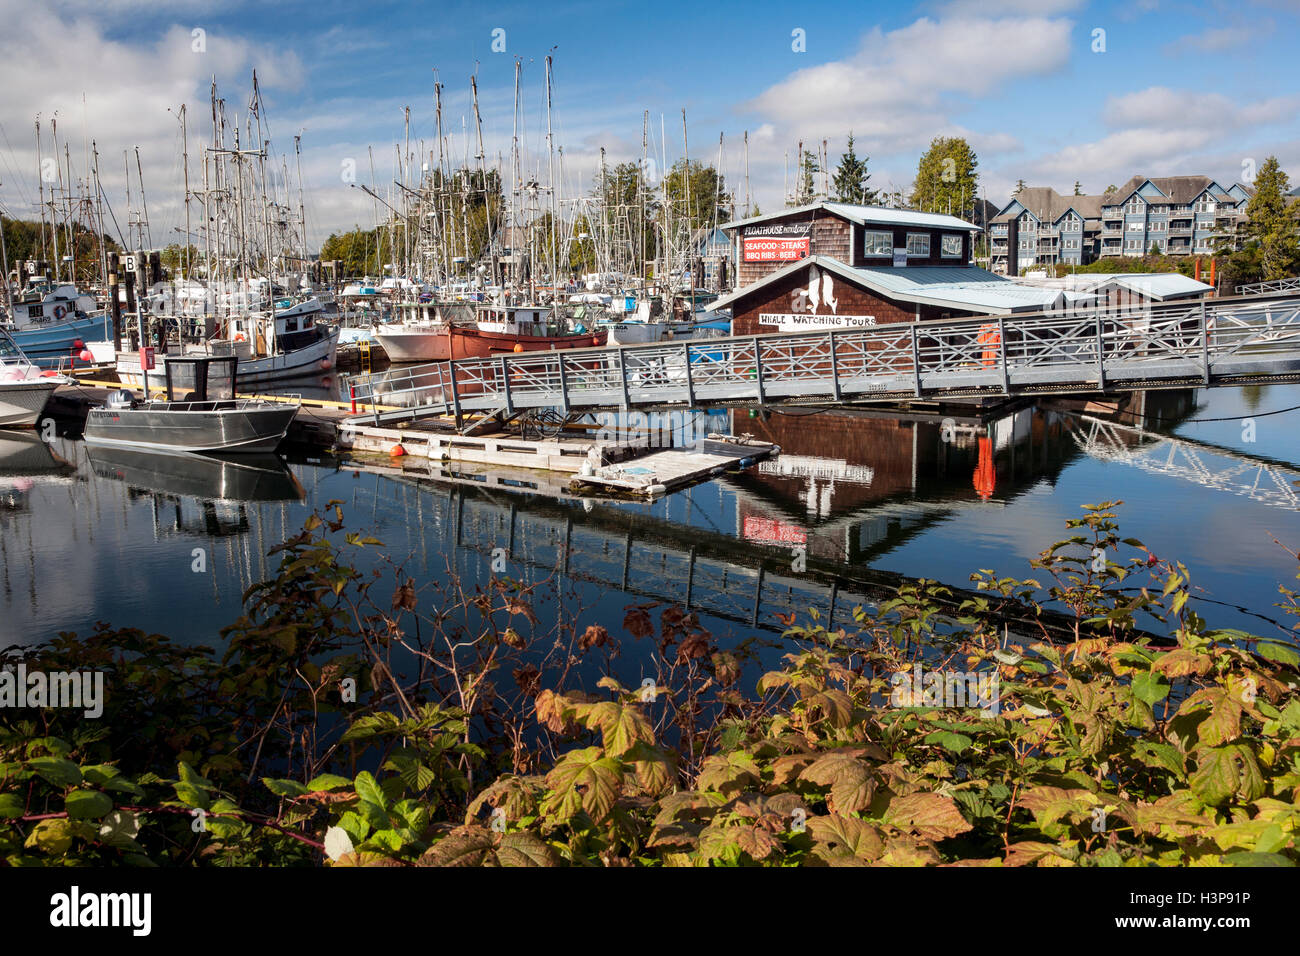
[1014,179,1026,195]
[1244,157,1299,280]
[911,137,979,217]
[594,161,658,275]
[663,159,731,235]
[1074,181,1082,196]
[831,133,878,205]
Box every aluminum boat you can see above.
[83,355,299,453]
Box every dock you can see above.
[46,379,780,500]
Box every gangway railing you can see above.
[1237,276,1300,296]
[346,295,1300,425]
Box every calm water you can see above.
[2,384,1298,667]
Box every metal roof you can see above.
[721,200,979,233]
[710,256,1066,315]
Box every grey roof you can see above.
[1105,175,1227,206]
[721,200,979,233]
[711,255,1065,315]
[994,187,1105,224]
[1015,272,1213,301]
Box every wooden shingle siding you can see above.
[729,263,976,337]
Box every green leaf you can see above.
[542,747,623,823]
[1255,641,1300,668]
[353,771,386,810]
[27,757,82,788]
[924,730,974,753]
[262,777,308,798]
[306,773,354,792]
[1131,671,1170,705]
[25,818,74,855]
[65,789,113,820]
[0,793,24,818]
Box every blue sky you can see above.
[1,0,1298,247]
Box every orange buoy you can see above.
[513,343,525,353]
[390,444,406,457]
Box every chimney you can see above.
[1007,218,1019,276]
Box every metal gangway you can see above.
[346,294,1300,426]
[1237,276,1300,296]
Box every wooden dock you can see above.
[339,421,778,500]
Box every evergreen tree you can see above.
[831,133,878,205]
[911,137,979,216]
[1074,181,1082,196]
[1245,157,1299,280]
[1014,179,1026,195]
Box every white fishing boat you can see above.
[0,327,68,428]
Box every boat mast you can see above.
[545,53,557,296]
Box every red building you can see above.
[715,201,1075,337]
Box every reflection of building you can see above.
[727,393,1195,566]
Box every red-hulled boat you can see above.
[375,305,606,362]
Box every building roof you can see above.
[1014,272,1213,301]
[994,187,1106,224]
[721,200,980,234]
[711,255,1068,316]
[1103,175,1232,207]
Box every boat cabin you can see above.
[159,355,238,403]
[476,306,554,336]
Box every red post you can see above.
[349,383,356,414]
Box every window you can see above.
[1149,221,1165,231]
[1020,216,1036,232]
[863,230,892,256]
[1125,198,1145,214]
[941,234,963,258]
[1127,221,1144,231]
[906,232,930,256]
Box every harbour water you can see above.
[2,383,1298,663]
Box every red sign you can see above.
[743,236,811,262]
[742,515,807,545]
[138,347,156,371]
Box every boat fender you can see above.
[646,483,667,495]
[390,444,406,457]
[320,358,332,370]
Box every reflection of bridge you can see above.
[346,295,1300,425]
[383,475,1163,644]
[1070,415,1300,511]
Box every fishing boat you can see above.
[110,299,339,388]
[83,355,298,453]
[0,327,67,428]
[2,276,110,367]
[375,304,606,362]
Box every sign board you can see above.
[892,248,907,268]
[742,515,807,545]
[743,235,810,262]
[758,313,877,331]
[742,222,812,263]
[138,347,155,371]
[122,255,137,273]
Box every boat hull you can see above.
[85,445,305,501]
[83,403,299,453]
[114,329,340,387]
[0,379,59,428]
[376,325,608,363]
[10,313,111,367]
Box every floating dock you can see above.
[339,419,778,499]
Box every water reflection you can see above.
[0,384,1297,648]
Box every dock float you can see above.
[339,421,778,499]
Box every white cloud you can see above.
[1165,25,1253,53]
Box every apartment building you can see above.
[989,176,1253,274]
